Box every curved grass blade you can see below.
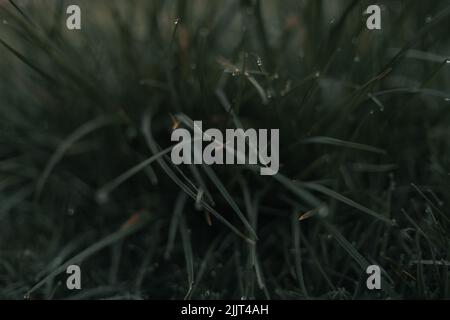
[141,110,255,244]
[25,211,153,298]
[323,221,398,298]
[35,116,118,200]
[0,38,55,82]
[301,136,386,154]
[302,182,395,225]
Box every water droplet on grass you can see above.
[353,56,360,63]
[425,15,432,23]
[96,190,109,204]
[256,57,263,67]
[318,205,329,217]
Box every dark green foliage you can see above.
[0,0,449,299]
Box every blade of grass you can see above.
[300,136,386,154]
[35,116,118,200]
[141,110,255,244]
[25,211,153,298]
[302,181,395,225]
[323,221,397,298]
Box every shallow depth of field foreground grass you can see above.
[0,0,449,299]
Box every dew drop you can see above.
[329,18,336,25]
[445,98,450,102]
[445,58,450,64]
[232,68,240,77]
[2,20,8,25]
[256,57,263,67]
[425,15,432,23]
[281,80,292,96]
[174,18,180,25]
[353,56,361,63]
[314,71,320,78]
[96,190,109,204]
[318,205,329,217]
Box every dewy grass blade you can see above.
[323,221,398,298]
[302,182,395,225]
[142,110,255,244]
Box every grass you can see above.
[0,0,449,299]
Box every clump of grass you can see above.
[0,0,449,299]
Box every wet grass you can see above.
[0,0,449,299]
